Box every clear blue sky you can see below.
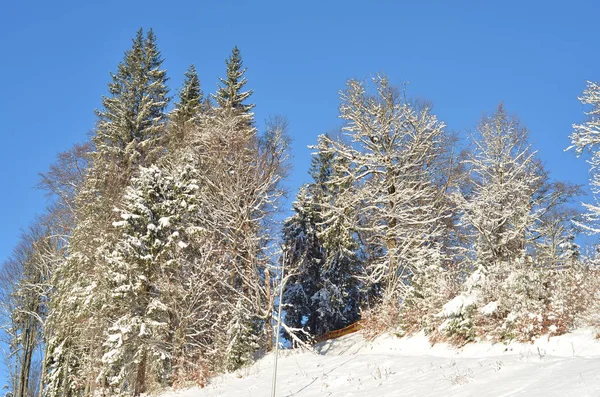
[1,0,599,386]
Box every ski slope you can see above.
[162,329,600,396]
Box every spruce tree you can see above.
[224,300,261,371]
[214,46,253,113]
[45,29,170,397]
[282,187,324,340]
[312,138,362,334]
[207,46,273,370]
[99,163,200,395]
[283,137,362,340]
[170,64,203,148]
[94,28,169,170]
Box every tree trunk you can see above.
[263,268,273,351]
[17,319,35,397]
[134,351,147,396]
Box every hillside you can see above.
[162,330,600,397]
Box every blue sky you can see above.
[1,0,600,387]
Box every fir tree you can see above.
[94,28,169,170]
[99,163,200,395]
[283,137,362,340]
[214,46,253,113]
[282,187,324,340]
[45,29,170,397]
[205,46,281,370]
[170,65,203,148]
[224,300,260,372]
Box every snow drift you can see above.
[160,329,600,396]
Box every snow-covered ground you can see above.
[163,329,600,396]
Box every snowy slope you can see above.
[162,330,600,396]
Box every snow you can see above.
[160,330,600,397]
[480,301,498,316]
[159,216,172,228]
[437,293,478,317]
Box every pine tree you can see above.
[45,29,170,397]
[312,138,362,333]
[94,28,169,171]
[99,163,200,395]
[224,300,260,372]
[283,137,362,340]
[169,65,203,148]
[201,46,284,370]
[282,187,324,340]
[214,46,253,113]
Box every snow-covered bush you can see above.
[432,259,593,345]
[571,263,600,331]
[399,261,463,339]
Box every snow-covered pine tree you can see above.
[214,46,253,114]
[98,163,200,396]
[224,300,261,372]
[44,29,170,397]
[94,28,169,170]
[282,187,324,340]
[210,46,256,157]
[193,47,269,371]
[172,53,288,370]
[314,218,362,336]
[169,65,204,149]
[283,136,362,341]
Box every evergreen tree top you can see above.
[214,46,254,112]
[94,28,169,165]
[310,135,335,188]
[171,64,204,131]
[178,64,203,108]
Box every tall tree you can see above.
[455,106,541,268]
[214,46,253,113]
[456,105,579,270]
[198,48,285,370]
[192,111,289,369]
[0,221,55,397]
[318,76,451,306]
[169,65,203,148]
[94,28,169,171]
[439,105,581,343]
[99,163,201,395]
[568,80,600,233]
[44,28,170,397]
[282,187,325,340]
[283,137,362,341]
